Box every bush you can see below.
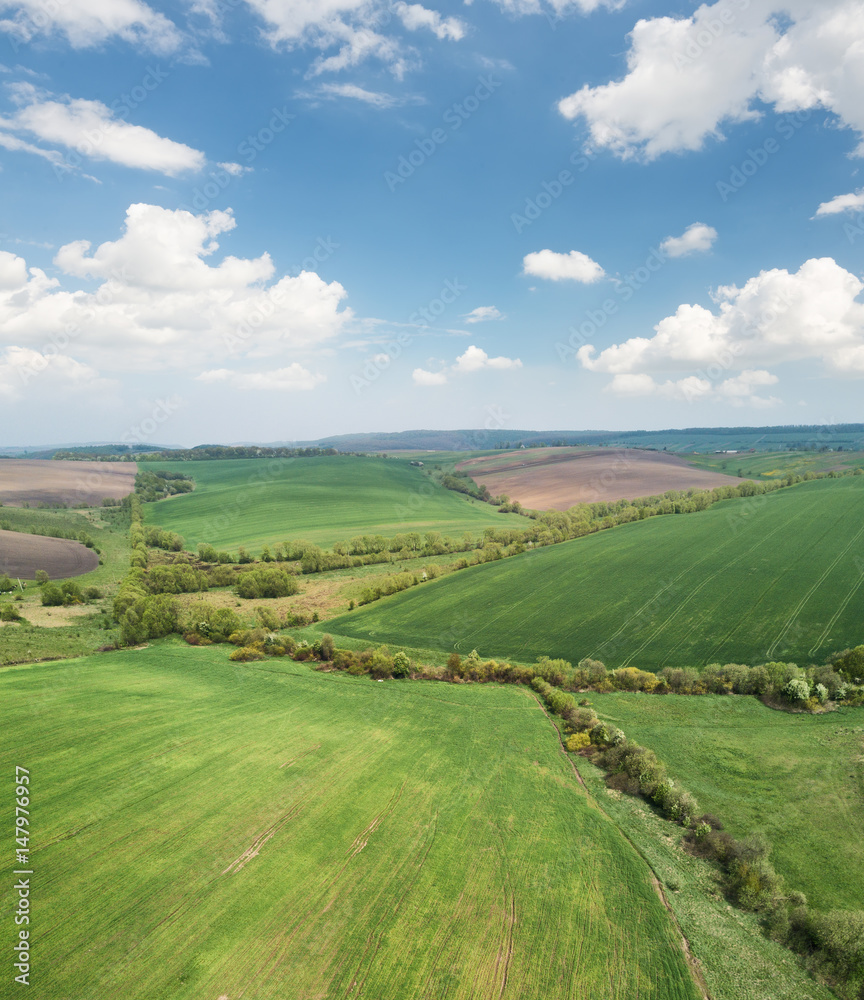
[319,633,335,661]
[41,583,64,607]
[566,732,590,751]
[235,567,299,599]
[0,603,22,621]
[392,650,411,678]
[185,603,241,643]
[229,646,265,662]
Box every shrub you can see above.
[254,606,281,630]
[392,650,411,678]
[41,584,64,607]
[319,633,335,661]
[0,603,22,621]
[185,603,241,643]
[566,732,590,751]
[783,677,811,704]
[235,567,299,599]
[229,646,265,662]
[589,722,610,745]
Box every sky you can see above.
[1,0,864,447]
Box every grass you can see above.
[140,455,525,553]
[684,450,864,480]
[325,476,864,669]
[1,642,702,1000]
[568,752,837,1000]
[588,692,864,913]
[0,505,129,664]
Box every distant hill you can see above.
[305,424,864,454]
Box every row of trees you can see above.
[529,667,864,998]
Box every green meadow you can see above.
[140,455,524,552]
[326,476,864,669]
[589,692,864,913]
[1,643,701,1000]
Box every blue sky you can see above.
[1,0,863,446]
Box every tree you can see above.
[35,570,49,586]
[392,651,411,678]
[41,584,64,607]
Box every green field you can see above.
[1,643,701,1000]
[685,450,864,480]
[326,476,864,668]
[588,693,864,913]
[140,456,525,552]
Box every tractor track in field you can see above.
[528,691,712,1000]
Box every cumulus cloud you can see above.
[579,258,864,404]
[522,249,605,283]
[196,364,325,391]
[0,203,353,375]
[815,189,864,216]
[412,366,449,385]
[660,222,718,258]
[413,344,522,384]
[394,2,466,40]
[243,0,463,77]
[0,89,205,175]
[607,369,780,407]
[559,1,864,160]
[463,305,504,323]
[0,0,181,51]
[0,345,111,400]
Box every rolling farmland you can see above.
[589,693,864,913]
[141,456,525,552]
[0,459,136,506]
[327,476,864,669]
[456,447,744,510]
[0,643,702,1000]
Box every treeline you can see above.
[134,470,194,502]
[132,445,359,461]
[531,668,864,999]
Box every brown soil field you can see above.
[0,529,99,579]
[456,447,748,511]
[0,459,136,506]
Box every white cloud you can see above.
[0,203,353,375]
[522,249,605,283]
[413,344,522,384]
[660,222,718,258]
[217,161,251,177]
[243,0,463,77]
[606,369,780,407]
[463,305,504,323]
[559,1,864,160]
[0,0,181,52]
[413,366,448,385]
[0,345,110,400]
[483,0,624,15]
[394,3,466,41]
[579,259,864,399]
[196,364,325,391]
[303,82,424,109]
[1,90,205,175]
[815,189,864,216]
[453,344,521,372]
